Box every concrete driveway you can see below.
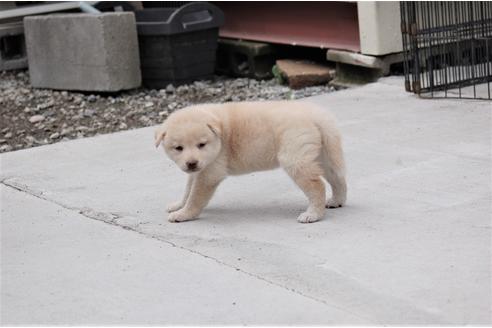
[1,77,490,325]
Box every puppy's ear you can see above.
[154,124,167,148]
[206,114,222,137]
[207,123,221,137]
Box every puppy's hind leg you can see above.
[323,165,346,208]
[167,174,194,213]
[321,137,347,208]
[279,139,326,223]
[283,163,326,223]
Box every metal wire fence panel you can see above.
[401,1,492,100]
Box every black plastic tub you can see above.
[135,2,224,88]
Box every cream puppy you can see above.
[155,100,347,223]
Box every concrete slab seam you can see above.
[0,178,378,324]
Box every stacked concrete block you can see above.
[0,22,28,71]
[24,13,141,91]
[216,39,276,80]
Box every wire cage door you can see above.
[401,1,492,100]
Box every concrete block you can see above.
[216,38,275,79]
[275,59,335,89]
[24,13,141,91]
[0,22,27,71]
[330,63,382,88]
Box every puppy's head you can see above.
[155,108,222,174]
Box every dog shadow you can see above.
[202,200,359,223]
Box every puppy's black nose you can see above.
[186,161,198,170]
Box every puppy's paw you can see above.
[326,198,344,208]
[167,201,184,213]
[168,210,196,223]
[297,211,322,224]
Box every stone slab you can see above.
[1,185,364,325]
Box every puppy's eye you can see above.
[198,143,206,149]
[175,146,183,152]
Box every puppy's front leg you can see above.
[167,174,194,213]
[168,172,224,222]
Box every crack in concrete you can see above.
[140,232,377,323]
[1,177,376,324]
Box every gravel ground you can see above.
[0,70,337,153]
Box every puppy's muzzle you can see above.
[186,160,199,172]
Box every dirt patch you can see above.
[0,70,337,153]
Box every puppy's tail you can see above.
[310,104,347,206]
[312,107,346,176]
